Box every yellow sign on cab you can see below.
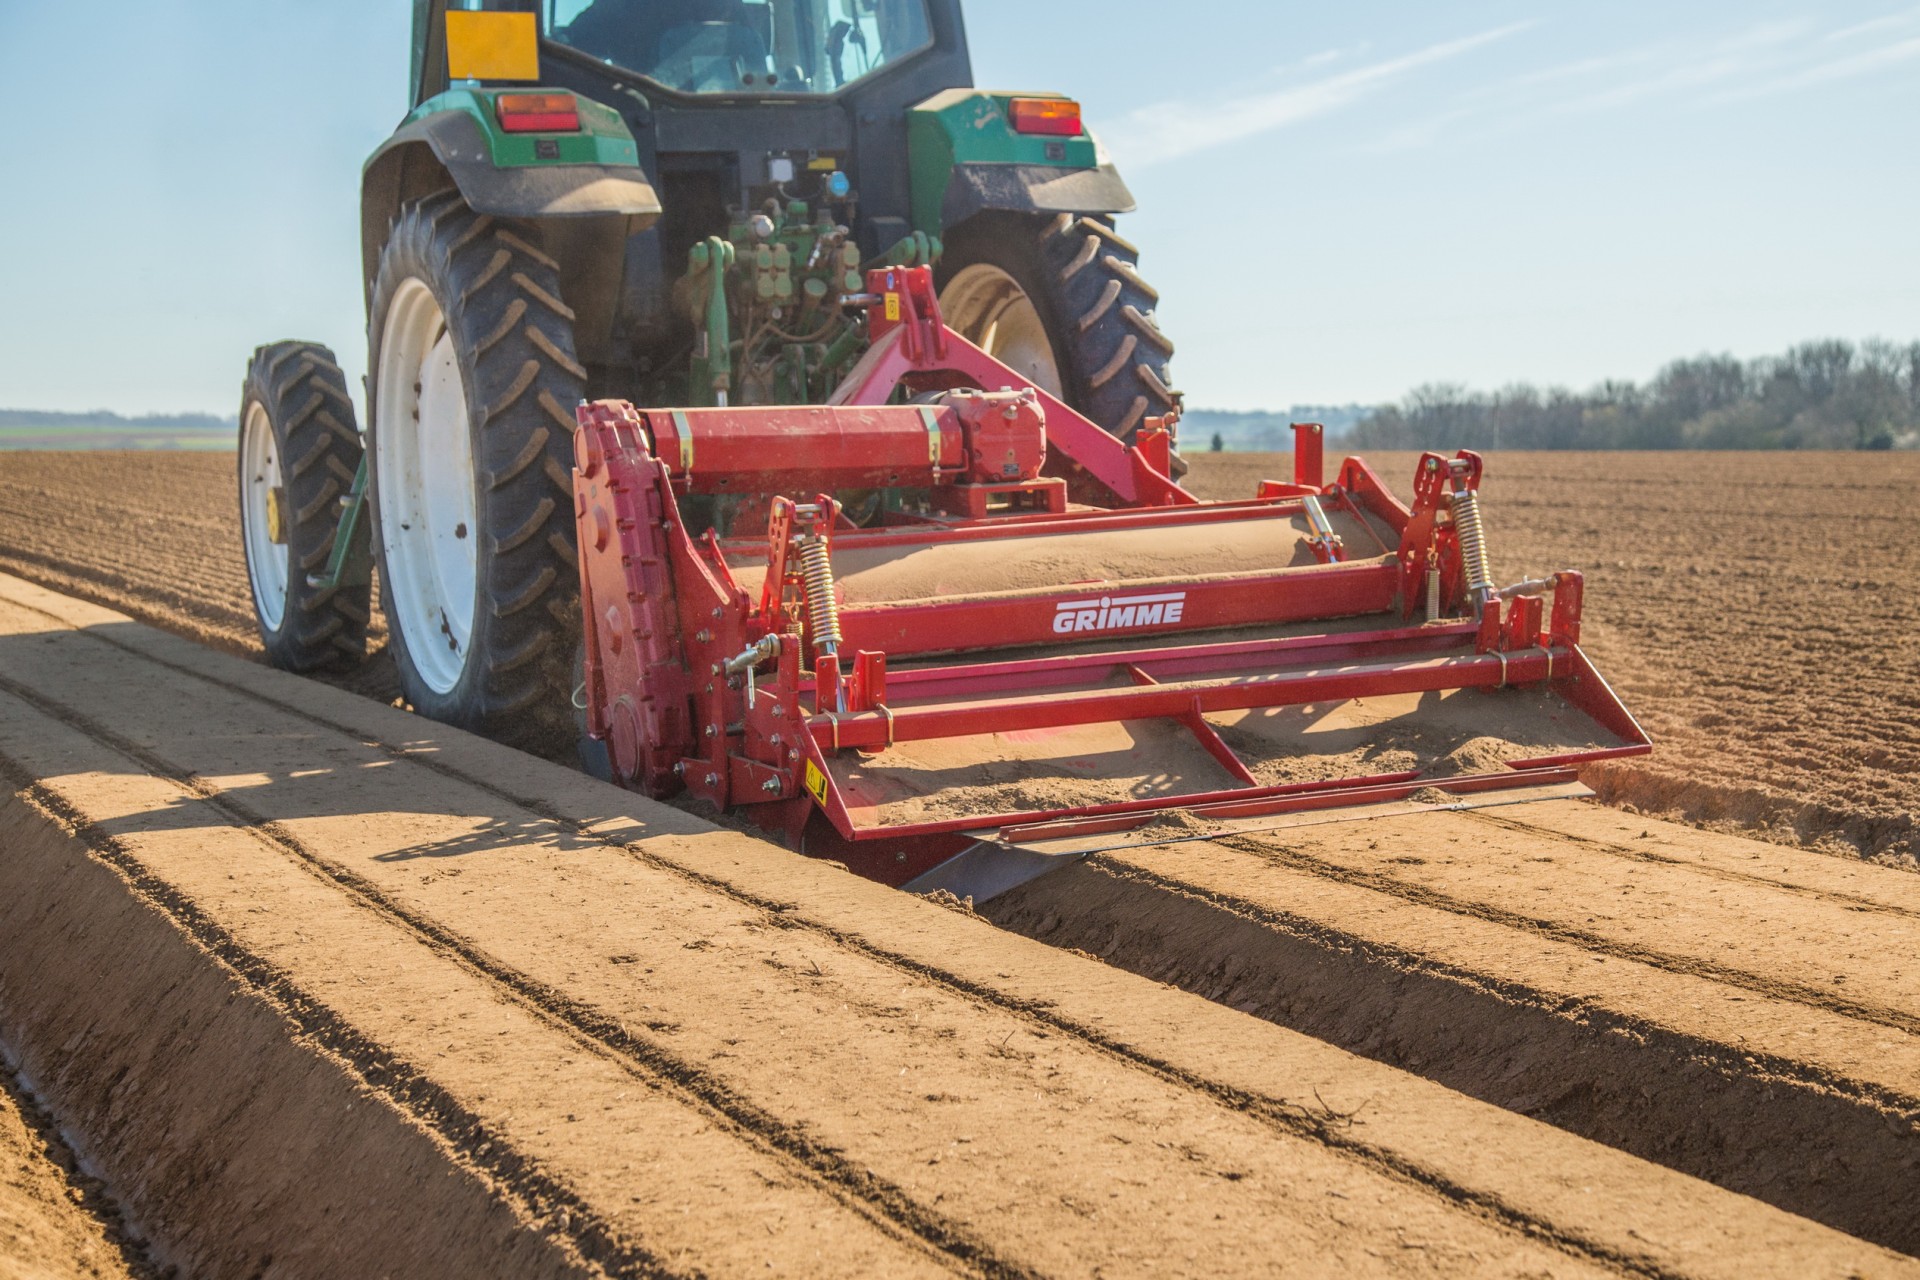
[446,11,540,82]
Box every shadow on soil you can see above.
[8,618,1915,1258]
[0,622,696,866]
[985,858,1920,1259]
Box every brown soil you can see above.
[0,1063,145,1280]
[1187,450,1920,865]
[8,450,1909,863]
[0,454,398,702]
[838,687,1610,828]
[1,573,1900,1278]
[987,795,1920,1255]
[8,451,1920,1266]
[0,453,263,658]
[727,504,1386,604]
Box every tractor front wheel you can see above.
[938,213,1179,447]
[236,341,370,672]
[365,194,586,755]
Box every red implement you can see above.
[573,267,1649,895]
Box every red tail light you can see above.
[495,92,580,133]
[1008,97,1082,137]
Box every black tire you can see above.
[237,341,371,672]
[938,212,1180,446]
[365,193,586,755]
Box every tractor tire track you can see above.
[0,669,1019,1280]
[0,589,1706,1280]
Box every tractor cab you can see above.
[245,0,1181,761]
[543,0,937,97]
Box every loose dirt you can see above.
[2,574,1902,1278]
[0,1064,144,1280]
[1186,450,1920,864]
[6,449,1910,861]
[986,794,1920,1253]
[726,504,1386,605]
[0,454,397,702]
[7,450,1920,1267]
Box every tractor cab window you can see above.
[545,0,932,95]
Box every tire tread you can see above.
[365,200,585,754]
[236,340,371,673]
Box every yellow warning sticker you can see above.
[884,293,901,322]
[445,11,540,81]
[803,760,830,806]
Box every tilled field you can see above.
[1188,450,1920,864]
[4,449,1914,859]
[0,1060,142,1280]
[3,449,1920,1272]
[8,576,1904,1277]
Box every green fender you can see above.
[907,88,1136,235]
[359,87,660,294]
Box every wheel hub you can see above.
[374,277,480,696]
[938,264,1063,399]
[240,400,290,632]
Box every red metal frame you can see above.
[571,266,1652,888]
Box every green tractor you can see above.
[237,0,1177,755]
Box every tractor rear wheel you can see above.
[237,341,370,672]
[365,193,586,755]
[938,212,1179,448]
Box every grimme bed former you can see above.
[571,266,1649,898]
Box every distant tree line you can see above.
[1182,405,1376,452]
[0,408,231,430]
[1350,339,1920,451]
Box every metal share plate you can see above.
[902,780,1593,903]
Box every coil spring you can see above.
[797,536,843,655]
[1451,489,1494,602]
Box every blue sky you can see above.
[1,1,1914,415]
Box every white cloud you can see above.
[1823,7,1920,43]
[1714,33,1920,100]
[1547,20,1810,112]
[1457,13,1920,121]
[1109,23,1533,168]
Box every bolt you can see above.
[769,705,782,718]
[761,779,781,793]
[769,733,782,746]
[696,629,713,643]
[704,724,716,737]
[673,761,686,775]
[704,773,719,786]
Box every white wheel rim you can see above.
[240,400,289,633]
[375,278,479,696]
[939,264,1064,398]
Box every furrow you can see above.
[0,671,1018,1280]
[2,571,1909,1277]
[0,605,1677,1273]
[1214,833,1920,1036]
